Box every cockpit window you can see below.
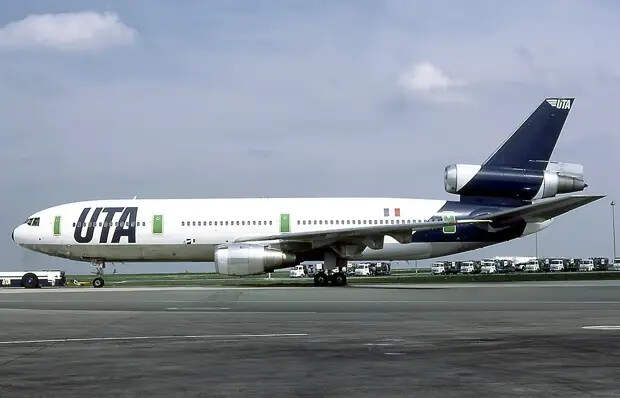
[25,217,40,226]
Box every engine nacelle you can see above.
[214,244,296,276]
[445,163,586,200]
[538,170,587,198]
[444,164,482,194]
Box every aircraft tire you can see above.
[313,272,328,287]
[92,277,105,288]
[21,273,39,289]
[332,272,347,287]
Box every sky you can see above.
[1,1,619,274]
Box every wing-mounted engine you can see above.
[444,163,586,200]
[214,244,296,276]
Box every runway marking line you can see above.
[0,333,309,345]
[582,326,620,330]
[166,307,231,310]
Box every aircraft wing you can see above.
[477,195,604,226]
[234,218,491,249]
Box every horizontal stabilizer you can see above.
[478,195,604,226]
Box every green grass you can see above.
[64,270,620,287]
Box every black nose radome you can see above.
[12,231,14,242]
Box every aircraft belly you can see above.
[354,241,490,261]
[22,244,216,262]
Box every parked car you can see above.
[289,265,306,278]
[480,260,496,274]
[354,263,372,276]
[374,262,391,276]
[524,260,540,272]
[612,258,620,271]
[539,258,551,272]
[460,261,475,274]
[346,263,357,276]
[578,258,595,272]
[566,258,581,272]
[593,257,610,271]
[549,259,566,272]
[495,260,515,273]
[431,262,446,275]
[444,261,461,274]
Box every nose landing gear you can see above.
[91,260,106,288]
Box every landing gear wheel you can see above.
[332,272,347,286]
[313,272,329,286]
[92,277,105,288]
[22,273,39,289]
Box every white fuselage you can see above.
[12,197,550,266]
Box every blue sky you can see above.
[1,1,618,273]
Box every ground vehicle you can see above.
[374,262,391,276]
[495,260,515,273]
[289,265,306,278]
[612,258,620,271]
[480,260,496,274]
[565,258,581,272]
[549,259,566,272]
[578,258,595,272]
[306,263,323,277]
[460,261,475,273]
[346,263,357,276]
[524,260,540,272]
[354,263,371,276]
[444,261,461,274]
[593,257,610,271]
[431,262,446,275]
[0,270,66,288]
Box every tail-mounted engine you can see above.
[444,162,586,200]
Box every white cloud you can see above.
[398,62,467,102]
[0,12,136,51]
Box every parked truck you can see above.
[0,270,66,289]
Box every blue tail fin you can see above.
[483,98,574,171]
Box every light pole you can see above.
[612,201,617,261]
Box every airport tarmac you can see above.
[1,282,620,397]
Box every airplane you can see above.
[12,98,602,287]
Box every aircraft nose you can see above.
[12,225,25,245]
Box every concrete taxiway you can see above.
[1,281,620,397]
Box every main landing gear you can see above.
[313,251,348,287]
[313,271,347,287]
[91,260,106,288]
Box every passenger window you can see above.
[99,222,103,227]
[73,222,76,227]
[237,221,240,225]
[253,221,256,225]
[269,221,272,225]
